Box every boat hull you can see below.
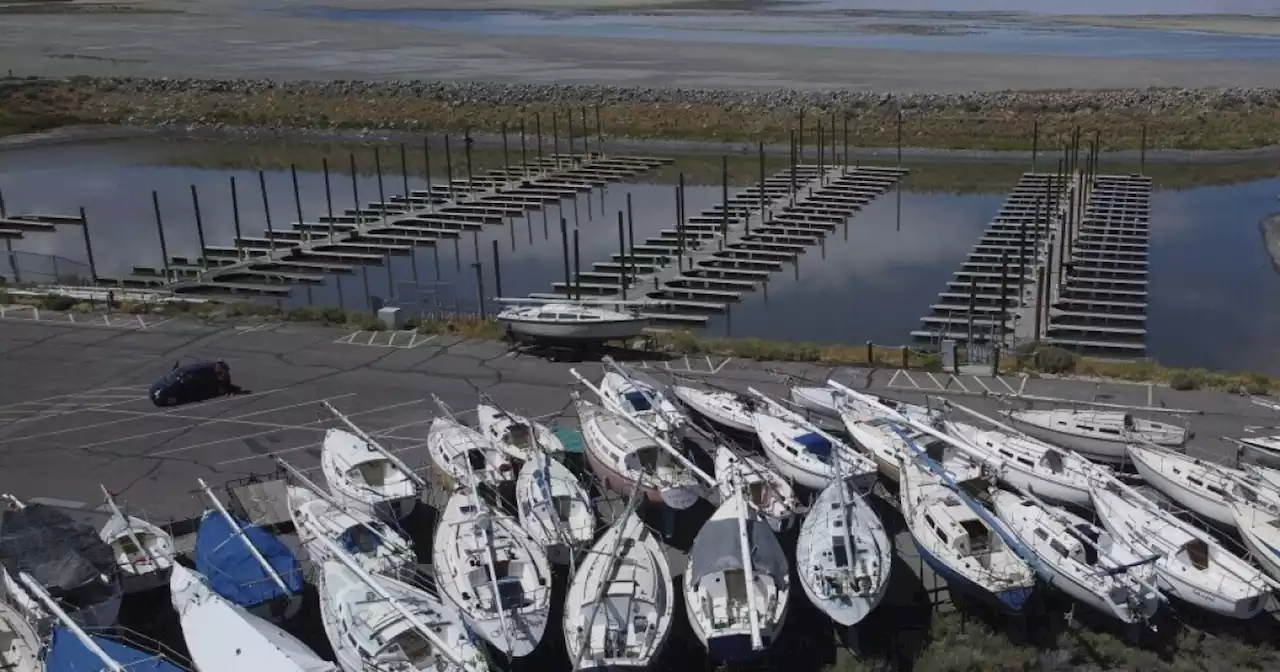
[1231,502,1280,583]
[683,602,788,663]
[1008,421,1129,461]
[911,537,1032,612]
[797,563,884,627]
[997,468,1091,509]
[330,489,418,523]
[501,318,649,343]
[1242,441,1280,469]
[1129,450,1233,527]
[582,439,698,509]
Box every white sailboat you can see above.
[714,446,801,533]
[496,302,650,343]
[1229,495,1280,583]
[748,387,878,492]
[0,582,40,672]
[432,481,552,658]
[795,464,891,627]
[1246,463,1280,491]
[170,564,337,671]
[477,403,567,463]
[97,486,175,586]
[683,486,790,662]
[943,421,1099,508]
[1238,436,1280,468]
[515,448,596,566]
[991,490,1160,625]
[792,385,933,423]
[280,458,417,577]
[1128,444,1280,528]
[1004,408,1189,462]
[563,488,674,671]
[672,385,757,434]
[1090,479,1276,619]
[314,534,488,672]
[428,397,517,489]
[321,401,424,520]
[597,358,687,438]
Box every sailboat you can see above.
[749,388,878,491]
[1004,408,1189,462]
[0,496,121,630]
[428,399,516,489]
[899,452,1036,611]
[193,480,303,621]
[683,485,790,662]
[795,473,891,627]
[714,446,801,533]
[1090,480,1275,619]
[170,564,337,671]
[314,534,489,672]
[97,486,175,591]
[991,491,1160,625]
[285,482,417,577]
[515,448,596,566]
[672,385,758,435]
[563,489,674,671]
[1229,495,1280,583]
[477,403,567,463]
[1127,444,1280,528]
[1238,436,1280,468]
[942,421,1099,508]
[792,385,933,423]
[0,580,40,672]
[17,571,187,672]
[432,486,552,658]
[597,359,687,438]
[571,372,705,511]
[321,401,424,520]
[1246,463,1280,491]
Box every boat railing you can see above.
[81,625,195,671]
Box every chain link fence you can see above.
[0,250,94,287]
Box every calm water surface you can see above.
[1,140,1277,372]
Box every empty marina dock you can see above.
[528,163,908,324]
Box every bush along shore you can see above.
[2,291,1273,395]
[4,76,1280,150]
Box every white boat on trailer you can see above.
[748,387,878,492]
[684,485,790,662]
[428,397,517,489]
[563,488,674,671]
[496,300,650,344]
[714,446,801,533]
[991,490,1161,626]
[515,447,596,566]
[672,385,758,434]
[477,403,567,463]
[795,461,891,627]
[1004,408,1189,462]
[432,481,552,658]
[1128,444,1280,528]
[322,401,424,520]
[171,564,336,671]
[97,486,176,589]
[1090,479,1277,619]
[597,358,688,438]
[314,534,489,672]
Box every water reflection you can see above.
[2,140,1278,372]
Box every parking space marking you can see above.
[2,388,298,443]
[150,396,436,458]
[334,330,438,349]
[0,306,175,331]
[0,386,149,412]
[636,356,733,375]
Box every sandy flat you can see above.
[2,5,1280,91]
[1055,14,1280,37]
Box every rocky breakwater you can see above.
[4,76,1280,150]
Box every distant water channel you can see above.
[1,138,1278,373]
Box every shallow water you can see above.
[300,7,1280,61]
[1,138,1278,372]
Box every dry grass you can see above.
[5,78,1280,150]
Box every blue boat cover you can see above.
[794,432,832,460]
[623,391,652,412]
[194,511,302,608]
[46,627,184,672]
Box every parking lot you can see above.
[1,315,1277,523]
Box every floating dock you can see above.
[530,163,908,324]
[101,153,671,300]
[912,168,1151,358]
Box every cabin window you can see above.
[1016,457,1035,468]
[924,515,948,544]
[1187,476,1203,487]
[1049,540,1070,557]
[999,449,1015,459]
[1098,428,1121,436]
[830,539,850,568]
[1206,484,1228,499]
[1034,528,1049,541]
[1123,414,1135,429]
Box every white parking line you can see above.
[149,396,435,458]
[0,386,149,412]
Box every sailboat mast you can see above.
[311,535,465,668]
[734,482,764,651]
[323,400,426,488]
[461,455,515,658]
[273,457,412,555]
[830,447,857,590]
[17,572,126,672]
[196,479,292,596]
[99,485,164,574]
[573,484,645,669]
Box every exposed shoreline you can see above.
[1264,213,1280,274]
[4,76,1280,152]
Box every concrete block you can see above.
[377,306,404,329]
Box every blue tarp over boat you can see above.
[46,626,184,672]
[794,432,833,460]
[194,511,302,608]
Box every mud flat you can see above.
[1263,213,1280,273]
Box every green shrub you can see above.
[1034,346,1078,374]
[1169,371,1201,391]
[38,293,76,311]
[0,290,10,305]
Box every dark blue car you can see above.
[150,360,245,407]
